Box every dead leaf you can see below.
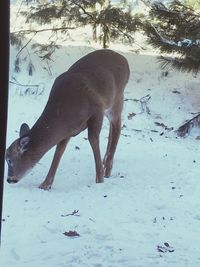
[157,243,175,253]
[61,210,80,217]
[155,122,166,128]
[172,90,181,94]
[128,112,136,120]
[63,231,80,237]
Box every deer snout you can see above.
[7,177,19,184]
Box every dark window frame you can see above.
[0,0,10,245]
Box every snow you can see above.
[2,3,200,267]
[177,39,200,48]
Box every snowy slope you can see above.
[1,43,200,267]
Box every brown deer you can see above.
[6,49,130,190]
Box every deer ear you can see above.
[18,136,30,154]
[20,123,30,137]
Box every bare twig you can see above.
[11,26,75,35]
[69,0,95,21]
[12,26,75,57]
[45,61,53,76]
[124,98,135,102]
[9,80,39,88]
[61,210,80,217]
[113,25,146,50]
[16,32,37,57]
[140,94,151,114]
[177,113,200,137]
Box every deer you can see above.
[6,49,130,190]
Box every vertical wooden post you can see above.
[0,0,10,245]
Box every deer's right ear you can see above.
[20,123,30,137]
[18,136,30,154]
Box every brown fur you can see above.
[6,49,130,189]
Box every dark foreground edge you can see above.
[0,0,10,246]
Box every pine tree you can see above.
[11,0,142,76]
[18,0,142,48]
[143,0,200,137]
[143,0,200,74]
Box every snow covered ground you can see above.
[1,3,200,267]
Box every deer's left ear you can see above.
[18,136,30,154]
[19,123,30,137]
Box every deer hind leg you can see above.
[103,99,123,178]
[39,138,69,190]
[87,113,104,183]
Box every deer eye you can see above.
[7,158,13,167]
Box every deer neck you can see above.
[28,122,66,164]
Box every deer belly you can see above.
[71,123,87,137]
[104,108,113,122]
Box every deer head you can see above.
[6,123,33,184]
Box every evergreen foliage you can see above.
[184,0,200,10]
[11,0,143,75]
[20,0,142,48]
[144,0,200,73]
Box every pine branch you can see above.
[171,0,200,17]
[12,26,75,58]
[177,113,200,137]
[16,32,37,58]
[11,26,75,35]
[147,1,200,41]
[144,21,200,73]
[158,55,200,74]
[69,0,95,21]
[144,24,181,53]
[112,25,134,42]
[9,80,39,88]
[147,24,200,51]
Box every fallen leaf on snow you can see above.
[128,112,136,120]
[61,210,80,217]
[157,243,175,253]
[63,231,80,237]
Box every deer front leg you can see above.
[39,138,69,190]
[88,114,104,183]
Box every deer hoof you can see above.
[39,183,52,190]
[104,167,112,178]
